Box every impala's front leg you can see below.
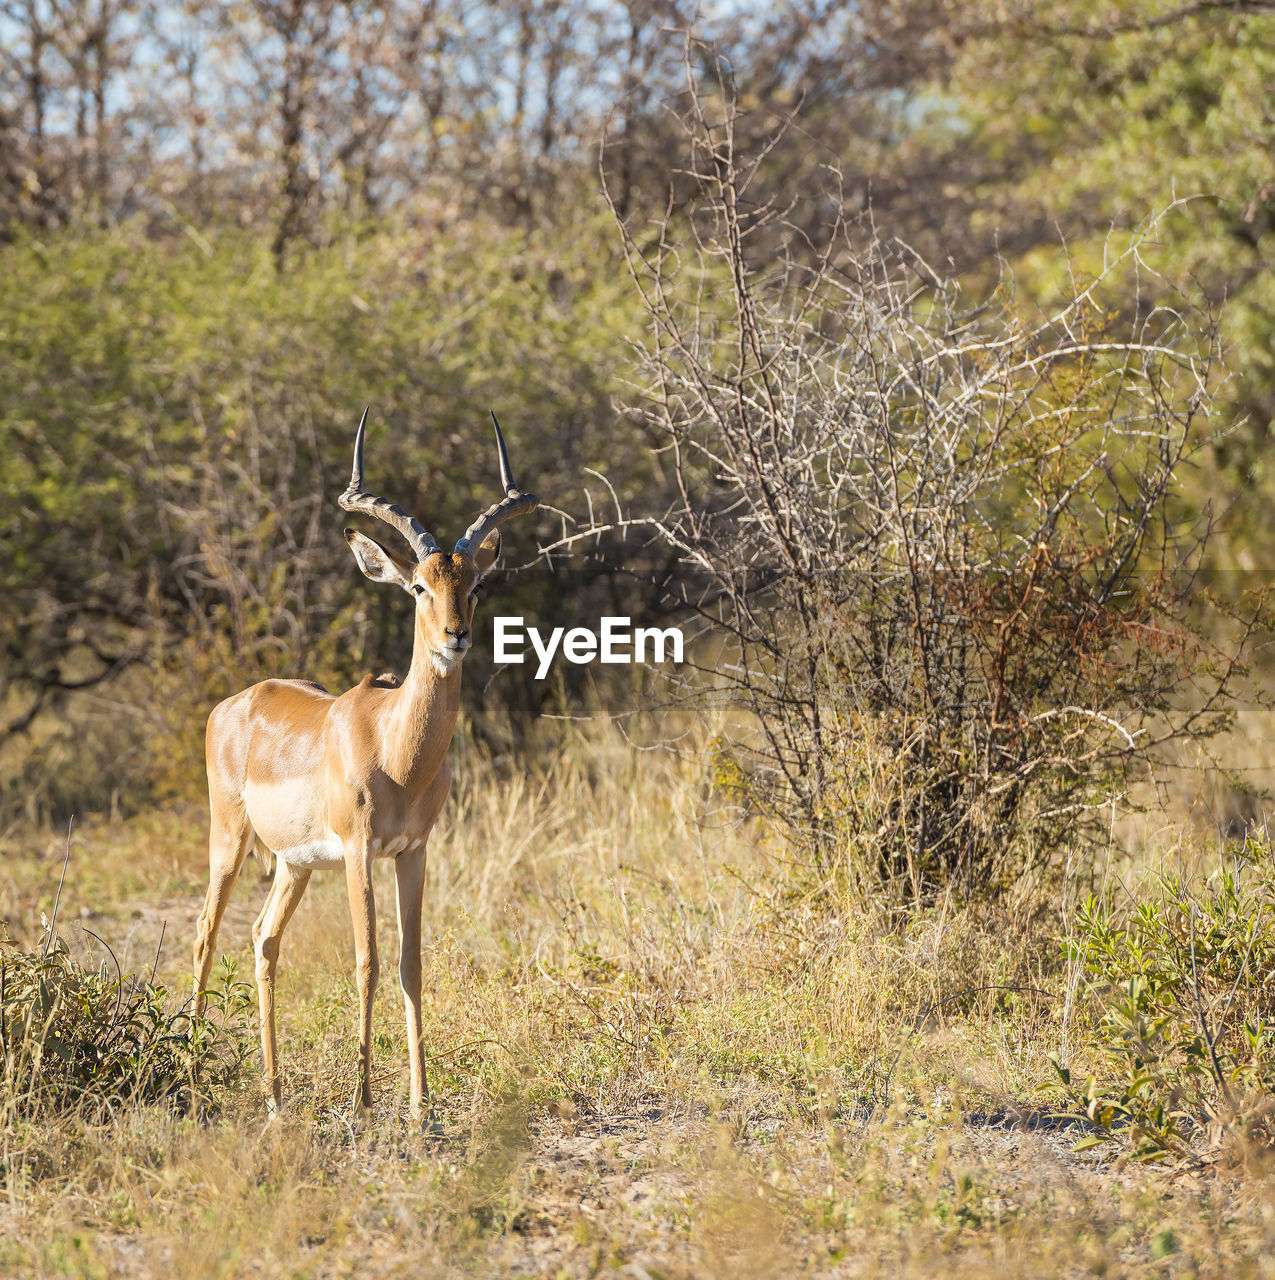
[345,843,379,1112]
[394,766,449,1128]
[394,847,427,1123]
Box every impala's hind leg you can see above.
[253,858,311,1112]
[193,797,253,1015]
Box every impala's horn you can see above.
[453,411,539,559]
[337,407,441,561]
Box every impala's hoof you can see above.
[415,1107,444,1136]
[260,1100,283,1135]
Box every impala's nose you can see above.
[445,625,470,646]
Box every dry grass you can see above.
[2,720,1275,1277]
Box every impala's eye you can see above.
[412,584,427,598]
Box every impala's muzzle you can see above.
[443,623,471,655]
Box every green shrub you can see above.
[1053,838,1275,1163]
[0,212,644,818]
[1,925,254,1122]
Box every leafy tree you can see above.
[915,2,1275,561]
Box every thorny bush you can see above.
[581,56,1258,904]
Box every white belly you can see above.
[275,836,345,869]
[272,832,423,869]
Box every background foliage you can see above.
[0,211,639,814]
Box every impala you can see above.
[192,408,537,1120]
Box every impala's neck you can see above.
[386,610,463,780]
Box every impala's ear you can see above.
[344,528,415,590]
[473,529,501,575]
